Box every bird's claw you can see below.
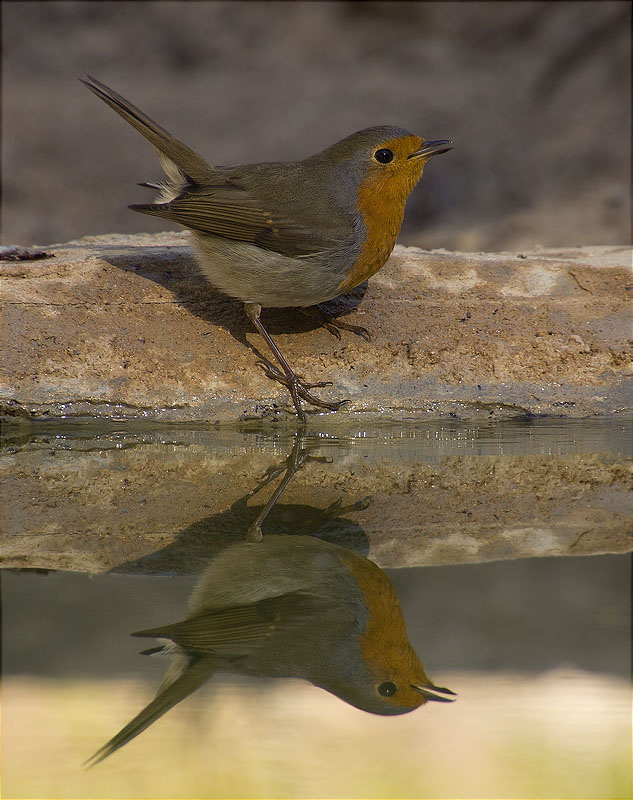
[321,318,371,342]
[255,360,348,416]
[302,306,372,342]
[322,323,342,340]
[246,523,263,542]
[342,322,371,342]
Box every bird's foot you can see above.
[256,360,349,419]
[245,522,263,542]
[302,306,372,342]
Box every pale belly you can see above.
[190,232,356,308]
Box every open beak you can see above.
[408,139,453,160]
[411,682,457,702]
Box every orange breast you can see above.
[337,549,417,676]
[338,135,424,293]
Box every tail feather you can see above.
[79,74,216,185]
[84,657,214,767]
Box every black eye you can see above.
[374,148,394,164]
[377,681,397,697]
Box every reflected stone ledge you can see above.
[2,421,630,574]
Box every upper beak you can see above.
[411,682,457,702]
[408,139,454,160]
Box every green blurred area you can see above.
[3,672,631,798]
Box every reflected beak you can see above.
[411,682,457,702]
[408,139,454,160]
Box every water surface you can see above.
[2,417,631,798]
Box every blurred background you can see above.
[2,0,630,251]
[4,555,631,797]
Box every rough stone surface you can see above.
[1,233,631,422]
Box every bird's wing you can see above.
[130,182,345,258]
[82,76,352,256]
[131,591,324,658]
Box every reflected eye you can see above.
[373,148,394,164]
[377,681,397,697]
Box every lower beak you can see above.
[411,683,457,702]
[408,139,453,159]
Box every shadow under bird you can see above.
[86,535,455,766]
[81,75,452,419]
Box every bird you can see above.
[86,534,455,766]
[80,75,452,420]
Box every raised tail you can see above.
[84,657,214,767]
[79,74,216,186]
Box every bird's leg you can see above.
[244,303,348,420]
[253,448,330,489]
[301,305,372,342]
[246,433,318,541]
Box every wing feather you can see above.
[131,591,322,657]
[130,182,343,258]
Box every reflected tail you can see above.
[84,657,213,767]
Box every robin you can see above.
[86,534,455,766]
[81,75,452,420]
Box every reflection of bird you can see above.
[81,75,452,419]
[87,535,455,765]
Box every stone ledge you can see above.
[1,233,631,422]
